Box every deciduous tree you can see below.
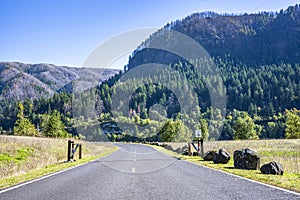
[285,109,300,139]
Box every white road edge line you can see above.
[182,160,300,196]
[153,145,300,196]
[0,146,121,194]
[0,162,87,194]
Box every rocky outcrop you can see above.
[234,148,260,170]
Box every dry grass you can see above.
[151,140,300,193]
[167,139,300,174]
[0,135,115,180]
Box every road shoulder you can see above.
[150,144,300,194]
[0,146,118,191]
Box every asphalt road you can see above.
[0,143,299,200]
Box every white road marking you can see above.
[0,162,87,194]
[133,159,136,162]
[182,160,300,196]
[0,145,120,194]
[132,168,135,173]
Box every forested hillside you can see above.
[0,62,119,137]
[127,5,300,69]
[97,4,300,141]
[1,5,300,142]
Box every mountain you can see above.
[0,62,119,101]
[94,4,300,141]
[127,4,300,70]
[117,4,300,115]
[102,4,300,115]
[1,5,299,141]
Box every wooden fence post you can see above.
[200,139,204,156]
[67,140,82,161]
[67,140,72,161]
[71,142,75,160]
[79,144,82,159]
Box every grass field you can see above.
[0,135,118,189]
[152,139,300,192]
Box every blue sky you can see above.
[0,0,299,69]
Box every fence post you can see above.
[71,142,75,160]
[67,140,82,161]
[188,142,192,156]
[67,140,72,161]
[79,144,82,159]
[197,140,200,155]
[200,139,204,156]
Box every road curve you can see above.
[0,143,299,200]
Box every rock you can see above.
[181,145,188,152]
[181,145,190,155]
[213,149,230,164]
[260,161,284,175]
[234,148,260,170]
[160,143,167,147]
[175,148,182,153]
[164,144,173,151]
[203,151,217,161]
[193,152,199,156]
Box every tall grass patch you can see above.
[0,135,115,181]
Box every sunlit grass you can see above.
[0,135,118,189]
[151,139,300,193]
[169,139,300,174]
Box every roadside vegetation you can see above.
[150,139,300,193]
[0,135,117,189]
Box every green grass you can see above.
[166,139,300,174]
[0,135,118,189]
[0,147,118,189]
[150,142,300,193]
[0,147,34,163]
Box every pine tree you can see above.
[14,102,38,137]
[43,110,69,138]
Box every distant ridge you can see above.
[0,62,119,101]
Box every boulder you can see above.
[260,161,284,175]
[181,145,188,152]
[164,144,173,151]
[175,148,182,153]
[193,152,199,156]
[213,149,230,164]
[203,151,217,161]
[160,143,167,147]
[234,148,260,170]
[181,145,190,155]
